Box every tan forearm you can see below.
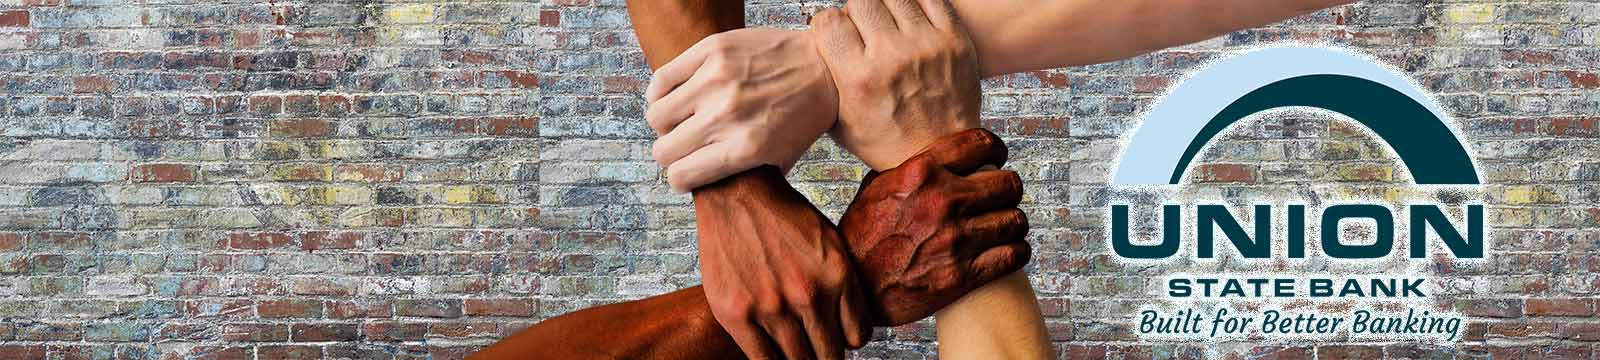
[952,0,1357,76]
[935,272,1051,360]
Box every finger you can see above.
[651,112,715,167]
[914,0,960,30]
[644,74,706,135]
[810,8,864,61]
[838,280,871,348]
[913,128,1006,175]
[968,240,1031,285]
[665,142,752,193]
[798,296,846,360]
[959,208,1028,255]
[761,313,816,360]
[845,0,899,36]
[957,170,1023,215]
[847,170,883,206]
[881,0,930,29]
[646,34,719,103]
[720,315,784,360]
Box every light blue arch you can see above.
[1111,46,1478,185]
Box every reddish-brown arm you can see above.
[468,286,741,360]
[472,1,758,359]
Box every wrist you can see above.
[855,122,982,171]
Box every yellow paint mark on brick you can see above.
[1504,185,1560,205]
[384,4,436,24]
[1442,4,1495,24]
[443,186,477,204]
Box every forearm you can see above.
[951,0,1355,76]
[935,272,1050,359]
[626,0,743,69]
[470,286,744,360]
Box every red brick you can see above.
[602,75,643,93]
[538,10,559,26]
[0,233,24,252]
[221,324,288,342]
[427,345,476,360]
[1487,321,1558,338]
[291,323,358,342]
[317,95,350,115]
[0,10,27,27]
[484,117,537,136]
[429,322,497,338]
[0,345,46,360]
[130,164,197,183]
[1561,323,1600,341]
[248,95,282,114]
[1134,75,1172,93]
[32,232,90,250]
[463,299,535,317]
[1192,164,1257,183]
[1559,71,1600,88]
[73,75,113,93]
[444,49,497,65]
[226,231,295,250]
[1526,299,1595,317]
[1030,70,1069,88]
[498,71,538,89]
[258,299,323,318]
[327,300,392,319]
[1013,117,1069,137]
[362,322,427,341]
[268,118,332,138]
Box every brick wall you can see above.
[0,0,1596,359]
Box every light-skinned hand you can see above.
[811,0,984,170]
[645,28,838,192]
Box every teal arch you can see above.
[1171,74,1480,185]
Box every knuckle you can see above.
[755,297,785,318]
[729,142,763,164]
[714,295,755,320]
[811,8,841,26]
[650,143,670,164]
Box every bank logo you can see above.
[1107,45,1485,343]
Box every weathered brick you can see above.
[220,323,288,342]
[257,299,322,318]
[290,323,358,342]
[0,11,28,27]
[129,164,196,183]
[225,232,295,250]
[463,298,535,317]
[1526,299,1596,317]
[396,299,462,318]
[362,322,427,341]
